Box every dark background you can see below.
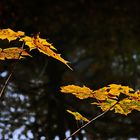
[0,0,140,139]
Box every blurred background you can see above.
[0,0,140,139]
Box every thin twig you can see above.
[64,101,118,140]
[0,70,14,98]
[0,43,25,99]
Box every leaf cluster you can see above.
[0,28,72,69]
[61,84,140,121]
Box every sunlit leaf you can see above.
[67,110,89,122]
[21,34,72,70]
[0,28,24,41]
[0,47,31,60]
[93,99,117,111]
[20,36,56,51]
[130,90,140,100]
[20,36,35,50]
[61,84,140,115]
[94,87,109,100]
[61,85,94,99]
[114,98,134,115]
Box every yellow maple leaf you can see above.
[130,100,140,111]
[67,110,89,122]
[0,28,24,41]
[0,47,30,60]
[117,98,140,115]
[39,38,57,51]
[130,91,140,100]
[120,86,134,95]
[61,84,140,116]
[108,84,121,96]
[21,34,72,70]
[109,84,122,88]
[20,36,57,51]
[114,104,126,115]
[93,99,117,111]
[94,88,109,100]
[20,36,36,50]
[61,85,94,99]
[109,84,134,96]
[115,99,134,115]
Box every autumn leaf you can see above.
[0,28,24,41]
[20,36,56,51]
[0,47,30,60]
[21,34,72,70]
[108,84,134,96]
[20,36,35,50]
[67,110,89,122]
[93,95,140,115]
[108,84,122,96]
[130,90,140,100]
[61,85,94,99]
[92,84,139,115]
[94,87,109,100]
[93,84,134,101]
[93,99,117,111]
[119,86,134,95]
[61,84,140,115]
[113,98,136,115]
[0,28,72,69]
